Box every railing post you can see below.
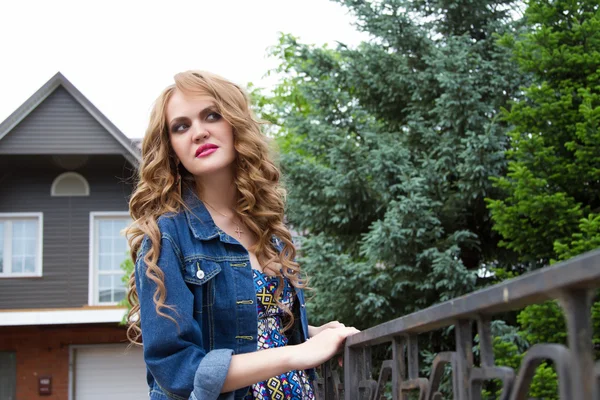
[407,334,419,382]
[321,359,341,400]
[392,336,407,400]
[454,319,473,400]
[477,316,494,369]
[471,316,493,400]
[345,345,372,400]
[559,288,597,400]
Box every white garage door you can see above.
[73,344,148,400]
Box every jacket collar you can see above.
[181,185,283,247]
[182,186,224,241]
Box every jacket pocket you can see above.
[182,258,222,308]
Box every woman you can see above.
[125,70,358,400]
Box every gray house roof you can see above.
[0,72,141,166]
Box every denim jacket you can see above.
[134,189,312,400]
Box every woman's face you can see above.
[166,89,236,178]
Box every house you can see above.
[0,73,149,399]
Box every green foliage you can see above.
[254,0,598,396]
[482,338,561,399]
[488,267,518,282]
[478,321,525,398]
[484,295,600,399]
[554,214,600,261]
[487,164,584,265]
[481,336,522,399]
[487,0,600,267]
[492,336,523,371]
[593,300,600,351]
[258,0,525,330]
[518,301,567,345]
[486,1,600,397]
[119,255,134,325]
[528,363,559,400]
[480,312,564,399]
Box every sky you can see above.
[0,0,368,138]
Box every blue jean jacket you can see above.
[134,189,312,400]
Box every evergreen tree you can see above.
[486,1,600,397]
[487,0,600,267]
[257,0,526,330]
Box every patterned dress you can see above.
[244,269,315,400]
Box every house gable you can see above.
[0,72,139,312]
[0,72,140,166]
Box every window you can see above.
[0,213,43,277]
[51,172,90,196]
[89,213,131,305]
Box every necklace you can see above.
[203,201,244,240]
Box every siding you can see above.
[0,155,135,309]
[0,87,125,155]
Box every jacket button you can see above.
[196,270,205,279]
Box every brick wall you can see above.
[0,324,130,400]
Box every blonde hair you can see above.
[125,71,303,344]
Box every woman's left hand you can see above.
[308,321,346,337]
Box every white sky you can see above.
[0,0,368,138]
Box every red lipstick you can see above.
[195,144,218,158]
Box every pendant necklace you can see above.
[203,201,244,240]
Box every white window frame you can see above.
[0,212,44,278]
[51,172,90,197]
[88,212,131,306]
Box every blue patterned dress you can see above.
[244,269,315,400]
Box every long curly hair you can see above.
[125,71,303,344]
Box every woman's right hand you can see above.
[292,326,360,370]
[224,325,359,393]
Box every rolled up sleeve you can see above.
[136,234,233,400]
[190,349,235,400]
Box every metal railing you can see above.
[316,249,600,400]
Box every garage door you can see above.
[73,344,148,400]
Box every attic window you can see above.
[51,172,90,197]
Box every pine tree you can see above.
[488,0,600,267]
[485,1,600,397]
[257,0,526,329]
